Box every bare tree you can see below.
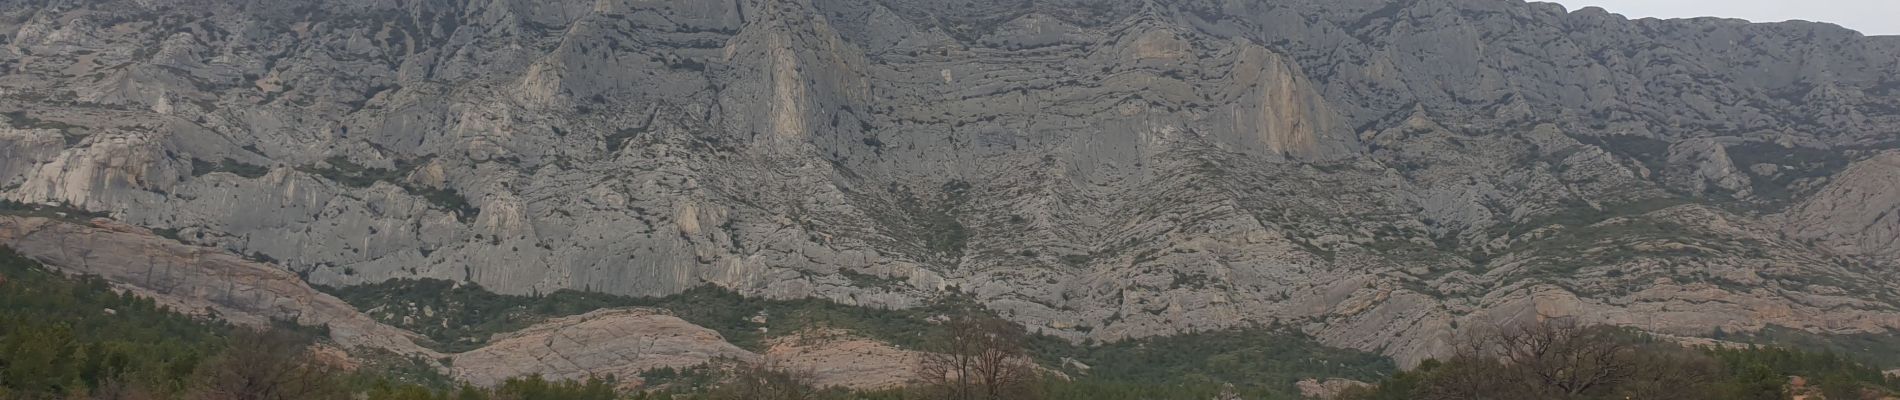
[1414,356,1510,400]
[1433,317,1637,399]
[189,328,343,400]
[919,314,1040,400]
[1495,318,1634,397]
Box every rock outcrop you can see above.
[448,313,939,390]
[764,330,927,390]
[453,320,937,390]
[450,308,759,388]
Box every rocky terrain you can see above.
[2,0,1899,369]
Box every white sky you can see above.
[1548,0,1900,36]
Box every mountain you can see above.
[3,0,1900,370]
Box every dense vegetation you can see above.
[1339,320,1900,400]
[0,246,225,397]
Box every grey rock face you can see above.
[4,0,1900,365]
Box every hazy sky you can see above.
[1550,0,1900,36]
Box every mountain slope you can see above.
[2,0,1899,366]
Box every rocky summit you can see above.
[2,0,1900,369]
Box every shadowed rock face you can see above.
[2,0,1900,366]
